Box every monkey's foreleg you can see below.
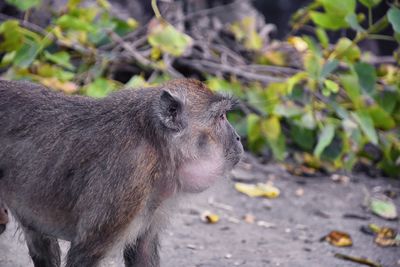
[23,227,61,267]
[65,237,112,267]
[123,232,160,267]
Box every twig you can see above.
[178,58,287,83]
[162,54,184,78]
[334,253,382,267]
[0,13,46,35]
[179,0,245,22]
[247,64,300,75]
[107,30,158,70]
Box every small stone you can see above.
[257,220,276,228]
[295,187,304,197]
[243,214,255,224]
[186,244,196,250]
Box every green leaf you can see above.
[44,51,75,70]
[367,105,396,130]
[310,11,348,30]
[0,20,23,52]
[5,0,41,11]
[324,80,339,93]
[345,13,365,32]
[125,75,148,89]
[148,21,192,57]
[274,104,303,118]
[206,77,244,98]
[56,14,94,31]
[352,111,378,145]
[334,38,361,61]
[315,28,329,48]
[85,78,115,98]
[340,73,362,107]
[286,71,307,94]
[388,7,400,33]
[314,123,335,158]
[268,134,286,161]
[261,116,281,141]
[370,198,398,220]
[375,90,397,114]
[14,43,40,68]
[359,0,382,8]
[290,124,316,151]
[247,114,261,144]
[322,136,343,160]
[354,62,377,94]
[320,60,339,79]
[319,0,356,16]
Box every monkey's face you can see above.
[157,80,243,193]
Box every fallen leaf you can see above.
[370,197,398,220]
[201,211,220,224]
[324,231,353,247]
[234,182,280,198]
[335,253,382,267]
[374,227,400,247]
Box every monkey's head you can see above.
[154,79,243,193]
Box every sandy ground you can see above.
[0,155,399,267]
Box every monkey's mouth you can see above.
[0,224,6,235]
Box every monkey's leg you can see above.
[65,237,112,267]
[23,228,61,267]
[123,232,160,267]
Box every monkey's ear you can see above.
[159,90,187,131]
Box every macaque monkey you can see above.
[0,79,243,267]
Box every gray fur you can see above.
[0,79,242,267]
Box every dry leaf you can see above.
[335,253,382,267]
[374,227,400,247]
[324,231,353,247]
[234,182,280,198]
[200,211,219,224]
[39,77,78,94]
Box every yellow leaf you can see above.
[288,36,308,52]
[261,116,281,141]
[201,211,220,224]
[234,182,280,198]
[127,18,138,29]
[39,77,78,94]
[325,231,353,247]
[262,51,286,66]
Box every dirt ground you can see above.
[0,153,399,267]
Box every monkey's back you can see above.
[0,80,154,240]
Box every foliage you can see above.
[0,0,399,177]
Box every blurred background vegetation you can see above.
[0,0,399,177]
